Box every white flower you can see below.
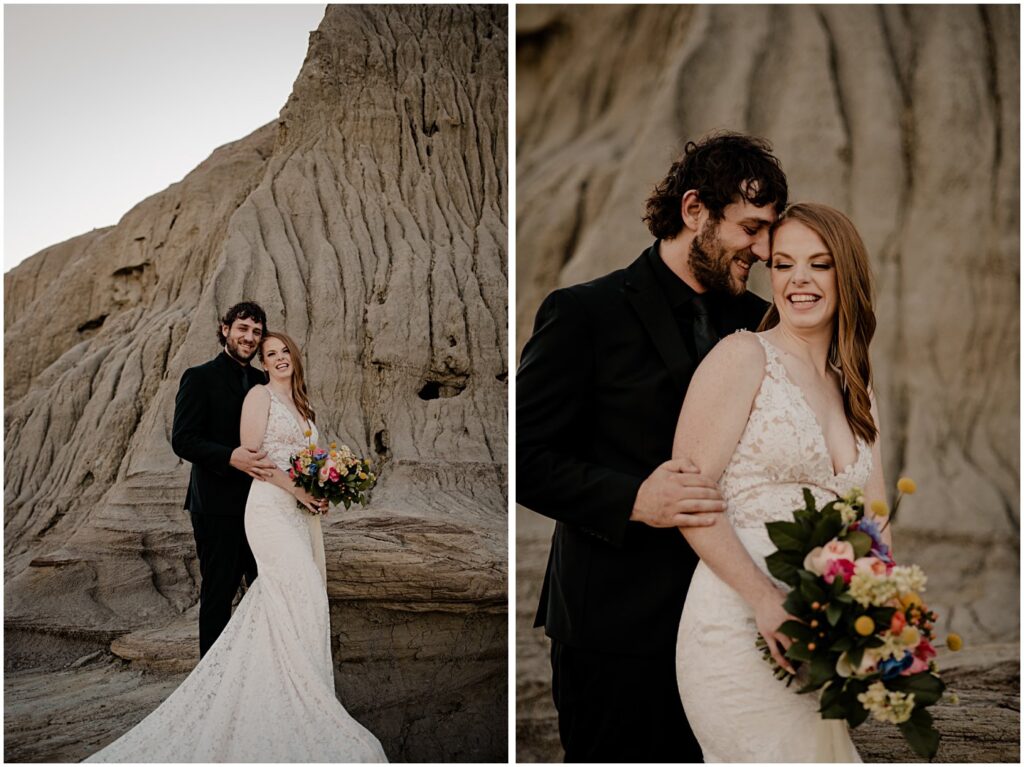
[891,564,927,594]
[857,681,916,724]
[849,572,899,607]
[839,504,858,526]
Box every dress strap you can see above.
[749,333,789,382]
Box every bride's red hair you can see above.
[758,202,877,444]
[258,331,316,425]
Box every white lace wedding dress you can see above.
[88,387,387,763]
[676,333,869,762]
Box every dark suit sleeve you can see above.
[516,288,642,547]
[171,367,233,475]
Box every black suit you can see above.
[517,242,768,762]
[171,351,267,656]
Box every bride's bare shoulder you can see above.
[700,330,767,374]
[243,384,271,405]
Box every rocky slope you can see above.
[517,4,1018,760]
[5,5,507,762]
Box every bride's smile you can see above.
[770,219,838,335]
[262,338,294,382]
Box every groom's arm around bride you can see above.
[516,132,788,763]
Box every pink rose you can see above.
[854,556,887,577]
[914,637,937,662]
[804,539,856,575]
[328,467,340,482]
[823,558,855,584]
[318,466,330,482]
[903,656,930,676]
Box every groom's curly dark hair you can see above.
[216,301,268,346]
[643,132,788,239]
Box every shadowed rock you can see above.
[5,5,507,762]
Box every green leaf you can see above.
[766,551,801,586]
[871,607,897,626]
[847,645,864,670]
[845,700,870,729]
[809,512,844,548]
[799,654,835,693]
[888,672,945,706]
[802,487,817,512]
[898,708,940,759]
[798,570,827,603]
[834,591,854,604]
[826,601,844,626]
[786,642,814,662]
[845,530,873,559]
[778,620,814,641]
[783,590,806,616]
[766,520,808,552]
[829,636,854,652]
[819,681,846,719]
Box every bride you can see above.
[673,203,892,762]
[88,331,387,763]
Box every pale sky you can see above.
[4,4,327,272]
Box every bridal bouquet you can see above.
[760,479,960,759]
[288,433,377,513]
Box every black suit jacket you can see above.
[517,243,769,656]
[171,351,268,516]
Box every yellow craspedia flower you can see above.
[330,441,337,449]
[946,633,963,651]
[870,500,890,518]
[304,430,312,438]
[896,477,917,494]
[358,471,368,480]
[854,616,875,636]
[899,591,923,610]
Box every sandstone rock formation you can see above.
[5,5,507,762]
[517,4,1018,760]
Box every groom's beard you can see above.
[688,219,749,297]
[225,336,258,364]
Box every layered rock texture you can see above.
[5,5,507,762]
[516,4,1018,761]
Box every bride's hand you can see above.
[294,487,329,515]
[755,588,797,675]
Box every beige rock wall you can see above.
[517,3,1018,645]
[5,5,507,762]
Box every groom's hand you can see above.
[630,458,725,528]
[230,447,276,480]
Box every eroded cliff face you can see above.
[517,3,1018,643]
[5,5,507,761]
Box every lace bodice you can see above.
[720,332,872,528]
[262,387,318,472]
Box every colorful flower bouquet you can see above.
[288,433,377,513]
[761,479,959,759]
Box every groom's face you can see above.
[222,317,263,363]
[689,198,776,296]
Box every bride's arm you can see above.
[863,396,893,552]
[672,333,795,672]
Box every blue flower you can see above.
[878,651,914,680]
[856,518,894,564]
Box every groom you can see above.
[171,301,276,657]
[517,133,788,762]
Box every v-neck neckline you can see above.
[267,387,310,437]
[758,335,865,478]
